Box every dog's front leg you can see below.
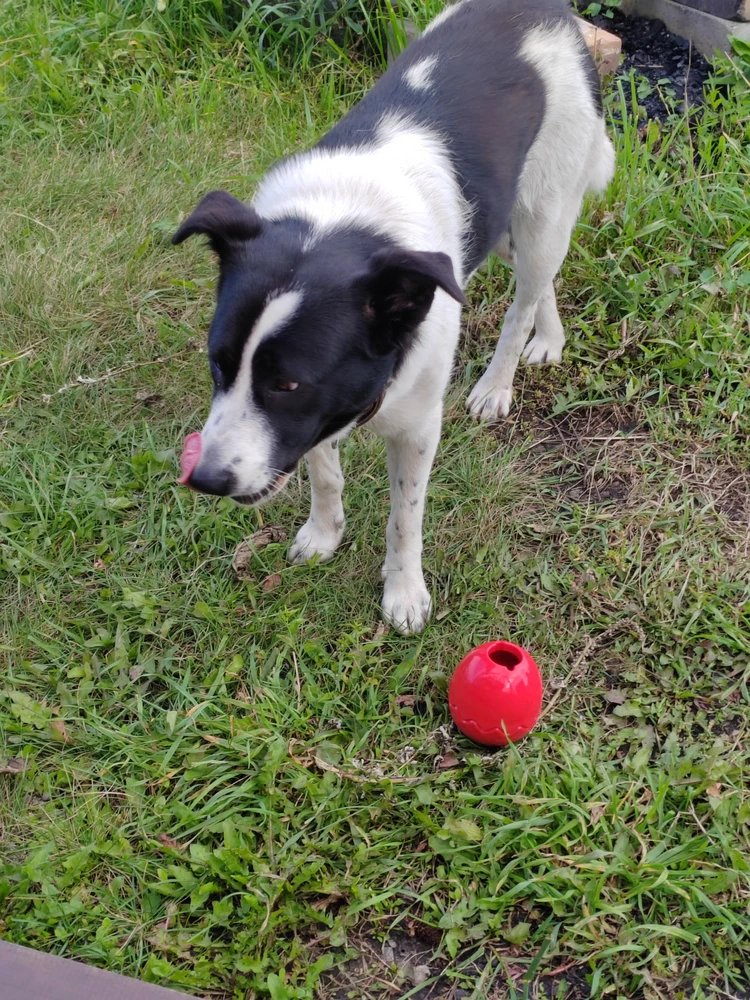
[289,440,346,564]
[381,414,441,635]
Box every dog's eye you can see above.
[274,381,300,392]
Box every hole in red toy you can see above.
[488,645,522,670]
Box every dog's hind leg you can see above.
[522,282,565,365]
[466,209,575,421]
[288,439,346,564]
[380,412,442,635]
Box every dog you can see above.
[173,0,615,635]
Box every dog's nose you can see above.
[187,464,235,497]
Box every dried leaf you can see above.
[0,757,28,775]
[605,689,626,705]
[262,573,282,593]
[233,528,287,579]
[129,664,144,682]
[588,801,607,825]
[158,833,183,851]
[438,754,459,770]
[251,525,287,547]
[135,390,163,406]
[395,695,416,708]
[49,719,71,743]
[232,541,254,580]
[311,892,346,911]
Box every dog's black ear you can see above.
[362,247,465,353]
[172,190,263,255]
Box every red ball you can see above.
[448,641,543,746]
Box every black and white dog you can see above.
[173,0,614,635]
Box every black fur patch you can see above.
[317,0,590,272]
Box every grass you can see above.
[2,1,750,996]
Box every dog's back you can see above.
[317,0,606,274]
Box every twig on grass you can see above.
[540,953,601,978]
[292,650,302,711]
[8,211,56,234]
[0,343,39,368]
[728,53,750,91]
[41,340,198,402]
[542,620,648,718]
[603,318,633,364]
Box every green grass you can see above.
[2,1,750,996]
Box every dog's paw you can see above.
[288,518,345,565]
[466,375,513,421]
[382,577,432,635]
[522,332,564,366]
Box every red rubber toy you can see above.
[448,641,543,746]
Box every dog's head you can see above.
[173,190,464,505]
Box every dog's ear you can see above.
[361,248,466,353]
[172,190,263,256]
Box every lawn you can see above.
[1,1,750,997]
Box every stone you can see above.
[410,964,432,986]
[621,0,750,55]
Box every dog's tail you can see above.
[587,126,616,195]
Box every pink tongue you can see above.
[178,432,202,485]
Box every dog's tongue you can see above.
[178,432,202,485]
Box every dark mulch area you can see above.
[592,9,713,117]
[319,926,750,999]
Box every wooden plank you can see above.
[621,0,750,54]
[669,0,749,22]
[0,940,195,1000]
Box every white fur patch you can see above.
[422,0,467,35]
[404,55,437,92]
[516,22,615,211]
[252,114,469,284]
[200,290,302,494]
[252,291,302,350]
